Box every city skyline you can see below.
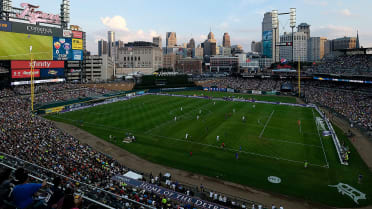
[11,0,372,54]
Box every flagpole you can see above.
[30,45,34,116]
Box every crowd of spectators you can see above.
[309,54,372,75]
[197,77,282,92]
[304,85,372,131]
[0,84,268,209]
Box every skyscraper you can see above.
[203,31,217,56]
[356,30,360,48]
[187,38,196,49]
[262,12,279,62]
[166,32,177,47]
[298,23,310,39]
[98,39,108,56]
[153,36,162,48]
[108,31,115,57]
[222,32,231,48]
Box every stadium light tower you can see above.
[271,10,278,63]
[61,0,70,29]
[290,8,296,62]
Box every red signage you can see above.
[72,31,83,39]
[11,61,64,69]
[12,69,40,78]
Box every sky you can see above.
[12,0,372,54]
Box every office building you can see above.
[280,31,308,62]
[298,23,310,39]
[332,37,357,51]
[262,12,279,61]
[251,41,262,53]
[187,38,196,49]
[308,37,327,62]
[166,32,177,47]
[210,56,239,73]
[231,45,243,55]
[116,41,162,75]
[222,32,231,48]
[108,31,115,57]
[203,31,217,57]
[98,39,108,56]
[163,54,177,71]
[194,47,203,58]
[219,47,232,56]
[153,36,162,48]
[176,57,203,74]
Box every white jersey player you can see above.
[216,135,220,141]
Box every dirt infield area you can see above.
[82,82,135,91]
[53,111,372,209]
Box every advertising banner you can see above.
[12,69,40,79]
[112,176,228,209]
[72,31,83,39]
[11,60,64,69]
[63,29,72,38]
[0,20,11,32]
[45,106,64,114]
[72,50,83,61]
[11,78,65,86]
[262,30,272,58]
[11,21,63,37]
[0,32,53,60]
[53,37,72,60]
[40,68,64,78]
[252,90,262,95]
[72,39,83,50]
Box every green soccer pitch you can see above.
[46,92,372,207]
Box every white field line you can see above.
[49,115,328,168]
[259,110,275,138]
[261,137,323,148]
[312,108,329,168]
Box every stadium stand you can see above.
[309,54,372,75]
[0,84,270,209]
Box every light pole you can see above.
[29,45,35,115]
[271,10,278,63]
[290,8,296,63]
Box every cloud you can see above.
[303,0,328,7]
[312,24,354,38]
[100,16,129,31]
[340,9,352,16]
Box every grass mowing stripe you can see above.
[259,110,275,138]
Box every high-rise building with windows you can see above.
[166,32,177,47]
[222,32,231,48]
[153,36,162,48]
[187,38,196,49]
[98,39,108,56]
[297,23,311,40]
[262,12,279,62]
[108,31,115,57]
[280,32,308,62]
[203,31,217,57]
[308,37,327,62]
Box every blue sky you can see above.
[12,0,372,54]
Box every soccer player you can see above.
[221,142,225,148]
[185,133,189,140]
[216,135,220,142]
[180,107,183,111]
[242,116,246,122]
[304,161,308,168]
[197,115,199,120]
[174,116,177,121]
[235,152,239,159]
